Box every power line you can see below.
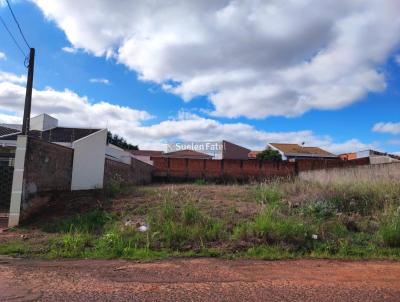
[0,15,27,58]
[5,0,31,49]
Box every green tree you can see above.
[256,149,282,161]
[107,131,138,150]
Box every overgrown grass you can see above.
[41,209,113,233]
[3,180,400,261]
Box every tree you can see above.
[256,149,282,161]
[107,131,138,150]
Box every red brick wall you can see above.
[104,157,154,186]
[151,157,370,181]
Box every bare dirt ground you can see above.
[1,257,400,302]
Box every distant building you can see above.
[248,151,261,159]
[130,150,164,165]
[340,149,400,164]
[162,149,213,159]
[221,140,251,160]
[267,143,337,161]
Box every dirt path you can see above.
[1,257,400,301]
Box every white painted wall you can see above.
[30,113,58,131]
[71,129,107,190]
[8,135,27,227]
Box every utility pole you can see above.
[21,48,35,135]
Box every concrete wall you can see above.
[104,157,154,186]
[71,129,107,190]
[299,162,400,184]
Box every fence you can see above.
[151,157,370,181]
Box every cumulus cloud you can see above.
[62,46,78,54]
[89,78,110,85]
[0,71,26,84]
[0,70,371,153]
[373,122,400,135]
[0,52,6,60]
[32,0,400,118]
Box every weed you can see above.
[194,179,207,185]
[253,183,281,205]
[379,207,400,247]
[42,209,113,233]
[49,233,92,258]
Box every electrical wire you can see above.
[5,0,30,49]
[0,14,27,58]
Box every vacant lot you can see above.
[2,180,400,260]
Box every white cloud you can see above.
[0,70,371,153]
[373,122,400,135]
[32,0,400,118]
[0,71,26,84]
[89,78,110,85]
[0,52,6,60]
[62,46,78,54]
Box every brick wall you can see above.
[151,157,370,181]
[104,157,154,186]
[21,137,74,220]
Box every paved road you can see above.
[1,257,400,301]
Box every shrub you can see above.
[256,149,282,161]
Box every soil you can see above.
[1,257,400,301]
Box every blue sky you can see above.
[0,0,400,153]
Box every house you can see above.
[165,140,250,160]
[267,143,337,161]
[340,149,400,164]
[0,113,140,190]
[162,149,213,159]
[221,140,251,160]
[130,150,164,165]
[248,151,261,159]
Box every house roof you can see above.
[269,143,336,158]
[163,149,213,159]
[0,127,101,143]
[130,150,164,157]
[248,151,261,158]
[0,126,19,137]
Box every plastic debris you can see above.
[138,225,148,232]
